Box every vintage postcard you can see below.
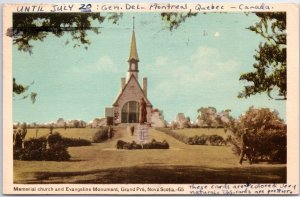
[2,2,299,195]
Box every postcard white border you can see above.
[2,3,299,195]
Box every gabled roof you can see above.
[128,30,139,61]
[113,74,152,107]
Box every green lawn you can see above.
[173,128,229,138]
[25,128,99,141]
[14,127,286,184]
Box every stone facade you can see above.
[151,109,166,128]
[113,75,152,124]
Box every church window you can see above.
[121,101,140,123]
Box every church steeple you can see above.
[128,16,139,62]
[127,16,139,80]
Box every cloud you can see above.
[153,56,178,68]
[154,56,169,67]
[72,56,118,73]
[191,46,238,74]
[214,31,220,37]
[150,46,239,100]
[94,56,118,72]
[191,46,220,66]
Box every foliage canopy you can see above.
[238,12,286,100]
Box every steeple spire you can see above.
[128,16,139,62]
[133,16,135,30]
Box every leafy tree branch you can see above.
[238,12,286,100]
[7,12,123,54]
[13,78,37,103]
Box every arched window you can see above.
[121,101,140,123]
[131,63,135,70]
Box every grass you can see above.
[174,128,229,138]
[14,127,286,184]
[25,128,98,141]
[26,165,286,184]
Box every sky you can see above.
[13,12,286,123]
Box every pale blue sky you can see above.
[13,12,286,123]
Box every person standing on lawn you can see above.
[239,128,253,165]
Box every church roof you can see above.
[113,74,152,107]
[128,30,139,61]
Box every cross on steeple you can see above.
[133,16,135,30]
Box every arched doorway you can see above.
[121,101,140,123]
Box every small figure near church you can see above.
[140,98,147,124]
[130,125,135,136]
[108,126,113,139]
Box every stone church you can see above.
[111,23,153,125]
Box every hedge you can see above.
[116,139,169,150]
[14,132,92,161]
[92,127,114,143]
[61,137,91,147]
[156,128,225,146]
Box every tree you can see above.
[8,12,122,54]
[197,107,218,129]
[228,106,286,163]
[20,122,28,139]
[238,12,286,100]
[161,12,198,31]
[73,120,80,128]
[218,109,234,132]
[13,78,37,103]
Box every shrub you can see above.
[228,107,287,163]
[189,135,208,145]
[170,122,178,130]
[208,135,225,146]
[47,132,62,148]
[92,127,114,143]
[116,140,127,149]
[131,141,142,149]
[13,148,24,160]
[17,137,47,161]
[14,132,70,161]
[142,139,169,149]
[116,139,169,150]
[44,143,70,161]
[156,128,224,146]
[249,128,286,163]
[61,137,91,147]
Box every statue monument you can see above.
[140,98,147,124]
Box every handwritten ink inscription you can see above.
[79,4,92,12]
[17,5,45,12]
[50,4,74,12]
[189,184,297,195]
[16,4,75,12]
[15,3,274,13]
